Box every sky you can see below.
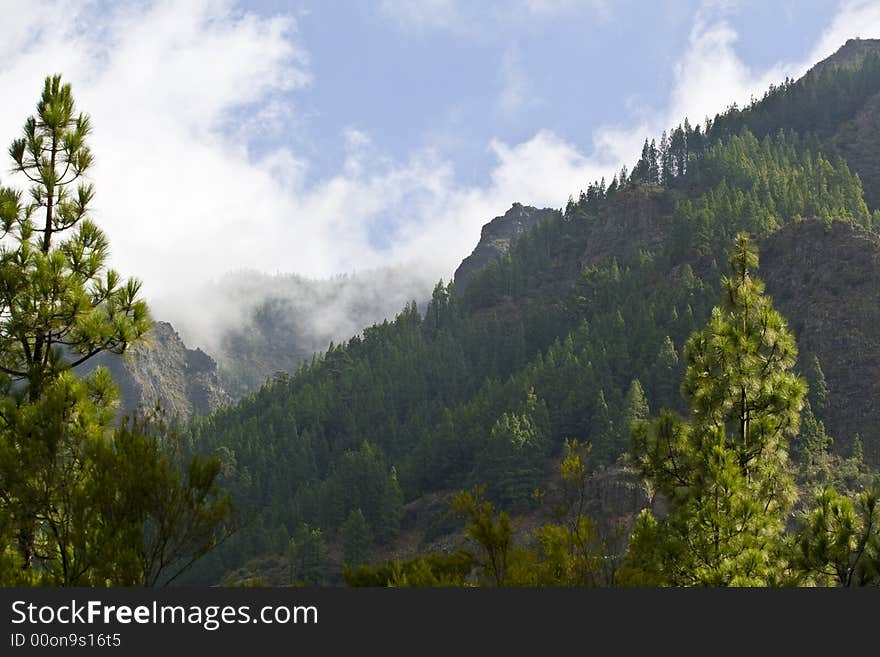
[1,0,879,347]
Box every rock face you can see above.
[760,219,880,464]
[453,203,560,292]
[578,186,675,269]
[586,466,651,516]
[832,90,880,209]
[79,321,230,420]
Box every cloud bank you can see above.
[1,0,877,353]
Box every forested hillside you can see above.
[182,39,880,585]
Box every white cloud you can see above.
[585,1,880,179]
[0,0,874,353]
[380,130,607,276]
[808,0,880,66]
[0,1,308,297]
[0,1,602,340]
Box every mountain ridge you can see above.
[123,39,880,584]
[454,203,560,292]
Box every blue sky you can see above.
[0,0,878,345]
[240,1,841,190]
[288,2,829,183]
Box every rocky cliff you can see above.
[79,321,230,420]
[454,203,560,292]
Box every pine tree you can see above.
[682,233,805,484]
[622,379,650,432]
[0,76,150,580]
[659,130,673,186]
[792,400,832,468]
[341,508,372,567]
[670,125,688,178]
[619,379,649,456]
[629,233,806,586]
[288,523,325,585]
[795,488,880,586]
[475,410,545,509]
[1,76,150,400]
[377,466,404,543]
[650,336,680,410]
[647,139,660,184]
[591,389,616,463]
[806,354,829,419]
[630,140,651,184]
[0,78,233,586]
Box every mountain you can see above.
[760,219,880,460]
[454,203,559,292]
[707,37,880,207]
[87,265,438,420]
[183,268,437,399]
[79,321,230,420]
[182,40,880,584]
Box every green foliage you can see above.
[0,401,236,587]
[621,380,649,429]
[92,410,237,586]
[619,379,650,456]
[795,487,880,586]
[445,441,607,588]
[287,523,325,585]
[340,508,372,567]
[0,75,150,401]
[806,355,830,419]
[473,390,549,510]
[343,551,474,587]
[791,401,833,469]
[521,440,605,586]
[187,118,877,580]
[0,77,232,587]
[0,370,117,584]
[616,510,664,587]
[683,234,806,475]
[0,76,154,585]
[708,50,880,148]
[630,234,806,586]
[184,58,880,584]
[314,441,403,542]
[672,130,870,258]
[452,486,513,586]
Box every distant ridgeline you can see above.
[183,39,880,585]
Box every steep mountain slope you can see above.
[184,40,880,584]
[831,90,880,208]
[761,220,880,463]
[707,38,880,207]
